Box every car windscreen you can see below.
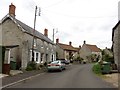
[51,61,59,64]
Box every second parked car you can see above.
[60,59,70,65]
[47,60,66,72]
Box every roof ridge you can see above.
[85,44,96,46]
[58,43,79,51]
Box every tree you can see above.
[102,54,114,64]
[86,54,98,62]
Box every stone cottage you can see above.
[80,41,102,62]
[56,38,80,61]
[1,3,56,73]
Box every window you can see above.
[36,53,39,62]
[30,50,40,63]
[41,53,44,62]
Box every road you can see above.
[7,64,116,88]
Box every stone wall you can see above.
[113,22,119,69]
[80,44,91,61]
[56,45,64,59]
[2,18,23,69]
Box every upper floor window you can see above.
[34,38,37,48]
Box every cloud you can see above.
[0,0,119,49]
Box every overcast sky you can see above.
[1,0,119,49]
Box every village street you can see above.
[5,64,116,88]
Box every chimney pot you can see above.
[9,3,16,17]
[79,45,81,48]
[44,28,48,37]
[83,40,86,44]
[69,41,72,46]
[56,38,59,43]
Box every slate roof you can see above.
[58,43,79,51]
[85,44,101,52]
[113,20,120,30]
[1,14,54,45]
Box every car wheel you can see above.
[63,68,66,70]
[47,70,50,72]
[59,68,62,72]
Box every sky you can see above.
[1,0,119,49]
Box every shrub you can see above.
[26,61,37,71]
[102,54,114,64]
[92,63,102,74]
[44,62,47,66]
[26,65,33,71]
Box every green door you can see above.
[0,46,2,73]
[0,46,5,73]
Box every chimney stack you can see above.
[9,3,16,17]
[69,41,72,46]
[56,38,59,43]
[83,40,86,44]
[44,28,48,37]
[79,45,81,49]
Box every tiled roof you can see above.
[58,43,78,51]
[85,44,101,52]
[74,47,80,51]
[1,14,54,45]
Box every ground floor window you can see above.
[30,50,40,63]
[51,54,54,62]
[41,53,44,63]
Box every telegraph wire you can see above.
[42,0,65,8]
[42,8,117,19]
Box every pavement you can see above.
[0,74,8,78]
[102,73,119,88]
[1,68,47,88]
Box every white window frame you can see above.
[30,50,40,63]
[35,51,40,63]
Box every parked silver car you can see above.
[47,60,66,72]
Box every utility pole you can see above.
[53,29,54,43]
[53,28,58,43]
[32,6,41,61]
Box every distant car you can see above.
[60,59,70,65]
[47,60,66,72]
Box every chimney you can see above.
[79,45,81,49]
[56,38,59,43]
[83,40,86,44]
[44,28,48,37]
[69,41,72,46]
[9,3,16,17]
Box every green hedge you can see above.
[92,63,102,74]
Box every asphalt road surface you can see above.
[7,64,116,88]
